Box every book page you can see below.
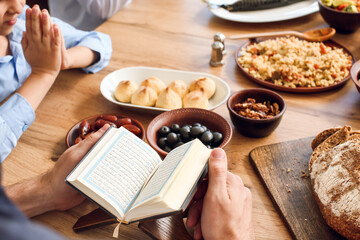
[78,128,161,218]
[131,141,193,207]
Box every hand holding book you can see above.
[66,126,254,239]
[186,149,254,240]
[66,126,211,223]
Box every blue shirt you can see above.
[0,167,65,240]
[0,6,112,162]
[0,185,65,240]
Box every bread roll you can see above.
[168,80,188,98]
[140,77,166,95]
[189,77,216,99]
[155,87,182,109]
[131,86,157,106]
[183,88,208,109]
[114,80,138,103]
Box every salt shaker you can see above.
[213,32,226,55]
[210,41,224,67]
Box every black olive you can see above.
[158,126,170,137]
[180,126,191,141]
[183,124,192,129]
[193,123,202,127]
[206,145,212,149]
[167,132,179,146]
[201,131,213,145]
[174,141,184,149]
[170,124,181,133]
[157,137,167,149]
[201,125,208,132]
[164,146,172,153]
[190,126,205,138]
[212,132,223,147]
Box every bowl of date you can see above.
[66,114,145,148]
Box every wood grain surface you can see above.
[138,214,193,240]
[2,0,360,239]
[249,137,346,240]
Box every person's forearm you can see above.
[5,174,54,217]
[17,72,57,111]
[67,46,100,69]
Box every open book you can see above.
[66,127,211,224]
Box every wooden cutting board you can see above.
[249,137,346,240]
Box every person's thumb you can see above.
[207,148,228,196]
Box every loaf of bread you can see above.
[310,126,360,240]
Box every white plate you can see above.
[207,0,318,23]
[100,66,230,113]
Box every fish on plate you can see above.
[205,0,305,11]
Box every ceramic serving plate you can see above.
[235,38,355,93]
[207,0,318,23]
[100,66,230,113]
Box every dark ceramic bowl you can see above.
[146,108,232,158]
[318,0,360,33]
[227,88,286,138]
[66,114,145,148]
[351,60,360,93]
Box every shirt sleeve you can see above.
[76,0,132,19]
[51,17,113,74]
[0,93,35,163]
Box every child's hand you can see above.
[21,5,61,78]
[59,30,73,70]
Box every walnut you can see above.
[233,98,281,120]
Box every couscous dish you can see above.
[238,37,353,88]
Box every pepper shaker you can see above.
[210,41,224,67]
[213,32,226,55]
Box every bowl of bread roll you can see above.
[100,66,230,114]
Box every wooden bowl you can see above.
[146,108,233,158]
[227,88,286,138]
[318,0,360,33]
[351,60,360,93]
[66,114,145,148]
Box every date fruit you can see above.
[100,114,118,122]
[79,120,90,138]
[115,117,132,127]
[122,124,141,136]
[95,119,116,129]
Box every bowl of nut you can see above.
[351,60,360,93]
[66,114,145,148]
[227,88,286,138]
[146,108,232,158]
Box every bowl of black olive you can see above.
[146,108,232,158]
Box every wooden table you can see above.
[3,0,360,239]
